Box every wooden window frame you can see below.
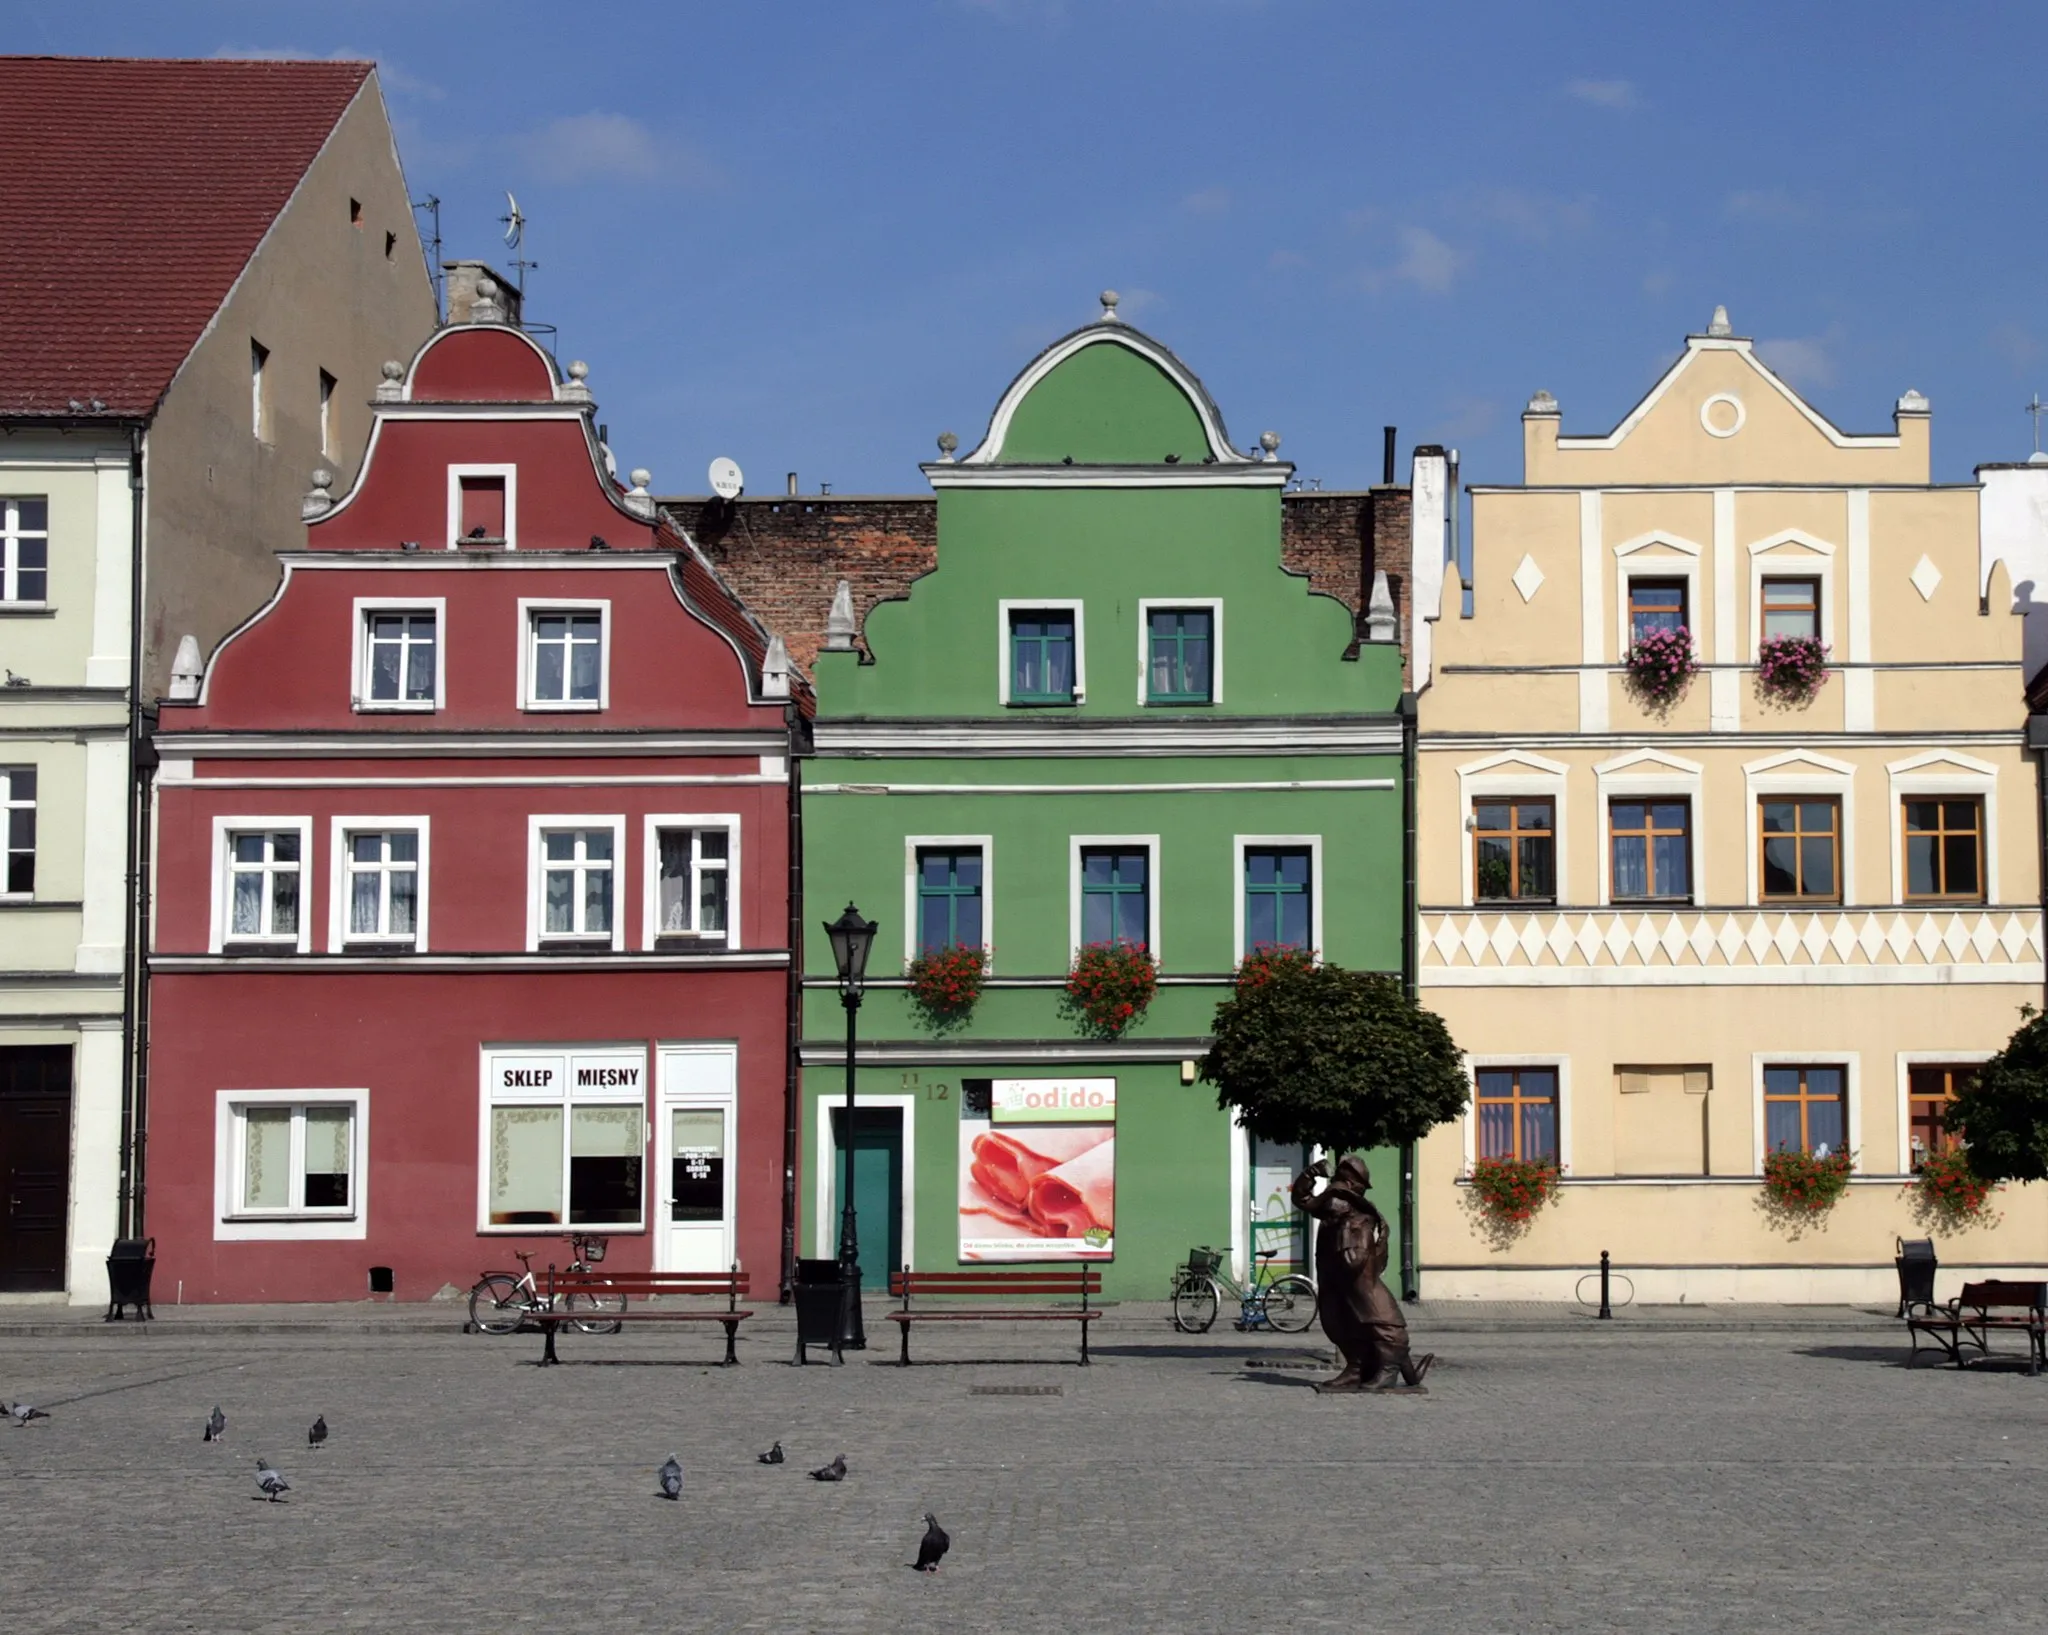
[1609,796,1693,904]
[1472,797,1556,904]
[1760,575,1821,643]
[1474,1066,1560,1164]
[1763,1064,1849,1157]
[1901,796,1985,904]
[1627,577,1689,644]
[1757,795,1841,903]
[1906,1064,1976,1166]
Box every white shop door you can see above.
[658,1045,737,1274]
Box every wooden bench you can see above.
[885,1267,1102,1366]
[534,1266,753,1367]
[1905,1279,2046,1374]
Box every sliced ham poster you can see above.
[959,1078,1115,1261]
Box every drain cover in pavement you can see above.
[969,1385,1064,1396]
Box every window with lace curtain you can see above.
[228,1101,357,1218]
[654,826,731,942]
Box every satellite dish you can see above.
[502,192,525,250]
[708,457,744,500]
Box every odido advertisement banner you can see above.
[958,1078,1115,1261]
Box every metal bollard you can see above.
[1597,1250,1612,1320]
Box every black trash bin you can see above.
[1896,1236,1937,1317]
[793,1258,860,1366]
[105,1236,156,1322]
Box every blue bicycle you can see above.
[1171,1245,1316,1334]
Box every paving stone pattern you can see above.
[1,1309,2043,1633]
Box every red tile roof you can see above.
[0,57,374,418]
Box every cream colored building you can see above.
[1415,308,2048,1303]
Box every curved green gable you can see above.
[997,339,1212,465]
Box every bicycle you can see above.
[467,1233,626,1336]
[1171,1244,1316,1334]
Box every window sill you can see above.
[352,700,440,714]
[521,701,603,713]
[1608,898,1695,909]
[222,1212,357,1225]
[219,941,304,955]
[1475,898,1557,909]
[1145,698,1213,708]
[341,938,418,952]
[535,938,617,953]
[655,933,731,948]
[1759,898,1843,909]
[0,603,54,618]
[1902,898,1989,909]
[1007,699,1078,709]
[477,1223,648,1235]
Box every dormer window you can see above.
[461,477,505,542]
[447,465,517,549]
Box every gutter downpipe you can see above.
[116,424,147,1240]
[1398,686,1420,1302]
[779,703,809,1303]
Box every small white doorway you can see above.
[657,1044,737,1273]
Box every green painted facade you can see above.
[799,312,1408,1300]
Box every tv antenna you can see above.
[2029,393,2048,456]
[411,193,443,313]
[500,192,537,297]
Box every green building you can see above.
[799,295,1412,1300]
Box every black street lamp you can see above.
[824,901,878,1349]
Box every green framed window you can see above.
[1009,610,1076,704]
[1244,846,1312,952]
[1146,608,1213,704]
[916,848,984,953]
[1080,848,1148,948]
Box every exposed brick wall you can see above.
[661,486,1413,687]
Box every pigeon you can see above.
[466,524,489,539]
[757,1441,784,1466]
[809,1454,847,1482]
[5,1401,49,1426]
[204,1406,226,1443]
[4,670,30,689]
[913,1512,950,1573]
[657,1456,682,1501]
[307,1415,327,1449]
[255,1458,290,1502]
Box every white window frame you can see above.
[447,462,519,550]
[1751,1052,1861,1174]
[1233,835,1322,959]
[1455,751,1570,908]
[518,598,610,712]
[476,1044,651,1234]
[210,816,315,953]
[902,834,995,971]
[251,339,269,441]
[1593,749,1705,908]
[812,1092,916,1263]
[0,496,49,606]
[0,764,34,901]
[1136,597,1224,706]
[1894,1050,1994,1176]
[318,368,336,459]
[1888,750,1999,905]
[213,1088,368,1241]
[351,597,445,713]
[327,816,431,951]
[1746,531,1836,660]
[527,814,627,951]
[998,598,1086,706]
[1069,834,1162,962]
[1461,1053,1573,1176]
[642,813,742,951]
[1742,751,1856,907]
[1613,534,1703,656]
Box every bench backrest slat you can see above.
[890,1268,1101,1301]
[545,1267,748,1309]
[1960,1279,2046,1311]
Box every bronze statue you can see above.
[1290,1156,1434,1392]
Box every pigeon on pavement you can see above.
[809,1454,847,1482]
[657,1456,682,1500]
[5,1401,49,1426]
[255,1458,290,1502]
[204,1407,226,1443]
[308,1416,327,1449]
[914,1513,950,1573]
[757,1441,784,1465]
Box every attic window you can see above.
[384,231,397,260]
[460,477,507,544]
[350,198,363,229]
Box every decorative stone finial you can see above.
[762,633,793,699]
[1099,289,1121,322]
[1707,304,1733,338]
[623,468,654,518]
[1524,389,1560,416]
[825,578,857,651]
[936,431,959,463]
[375,360,404,402]
[168,634,204,701]
[1896,388,1931,415]
[472,277,504,324]
[1365,570,1397,644]
[301,468,335,520]
[560,359,592,404]
[1259,431,1281,461]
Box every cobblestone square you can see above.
[3,1308,2045,1633]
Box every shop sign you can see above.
[988,1077,1117,1125]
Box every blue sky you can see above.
[29,2,2048,495]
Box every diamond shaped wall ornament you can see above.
[1488,919,1521,964]
[1884,916,1913,961]
[1687,918,1718,963]
[1912,916,1942,962]
[1511,554,1546,603]
[1856,915,1885,961]
[1461,917,1491,963]
[1941,914,1971,961]
[1799,917,1830,963]
[1742,915,1774,963]
[1629,917,1660,963]
[1574,917,1606,963]
[1603,917,1634,963]
[1910,555,1941,602]
[1518,918,1548,963]
[1997,914,2030,961]
[1657,915,1689,963]
[1968,916,1998,961]
[1772,916,1803,962]
[1714,915,1746,963]
[1827,917,1858,961]
[1546,916,1577,963]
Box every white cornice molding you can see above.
[152,730,786,761]
[811,717,1402,756]
[152,952,790,974]
[923,463,1288,489]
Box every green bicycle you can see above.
[1171,1244,1317,1334]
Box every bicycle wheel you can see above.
[564,1284,626,1335]
[1171,1275,1219,1334]
[1258,1275,1318,1334]
[467,1273,528,1336]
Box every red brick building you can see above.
[146,308,805,1302]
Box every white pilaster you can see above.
[67,1018,124,1306]
[74,737,129,974]
[1579,491,1607,731]
[1844,489,1874,731]
[85,457,132,690]
[1711,488,1739,730]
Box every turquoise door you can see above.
[831,1108,903,1289]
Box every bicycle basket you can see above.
[577,1234,608,1263]
[1185,1247,1222,1278]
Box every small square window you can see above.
[1610,798,1691,903]
[916,847,984,953]
[1473,799,1554,903]
[1759,797,1839,902]
[1908,1065,1977,1166]
[526,608,605,707]
[1628,579,1687,644]
[1903,797,1984,902]
[1761,577,1820,642]
[233,1102,356,1217]
[2,765,36,896]
[344,830,419,943]
[1147,609,1213,704]
[227,830,302,942]
[1010,610,1076,705]
[1763,1065,1847,1158]
[460,476,507,544]
[1079,847,1148,949]
[1,498,49,604]
[540,828,614,940]
[1244,846,1312,952]
[1475,1068,1558,1163]
[360,607,439,708]
[656,827,732,940]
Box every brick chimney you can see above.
[442,260,524,327]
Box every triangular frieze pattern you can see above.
[1421,909,2045,968]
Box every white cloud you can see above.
[515,113,711,187]
[1383,225,1465,295]
[1115,287,1165,320]
[1565,78,1639,110]
[1756,324,1846,390]
[1430,396,1501,441]
[1724,188,1806,222]
[1182,187,1231,218]
[1454,186,1594,243]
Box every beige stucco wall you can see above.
[142,74,437,697]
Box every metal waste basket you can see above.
[105,1236,156,1322]
[793,1258,857,1365]
[1895,1236,1937,1317]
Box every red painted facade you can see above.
[147,321,804,1303]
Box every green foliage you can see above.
[1199,959,1467,1153]
[1760,1148,1854,1223]
[1948,1007,2048,1183]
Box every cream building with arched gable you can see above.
[1415,308,2047,1302]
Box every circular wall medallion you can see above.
[1699,392,1746,438]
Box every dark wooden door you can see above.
[0,1046,71,1292]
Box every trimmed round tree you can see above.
[1947,1007,2048,1184]
[1199,951,1468,1154]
